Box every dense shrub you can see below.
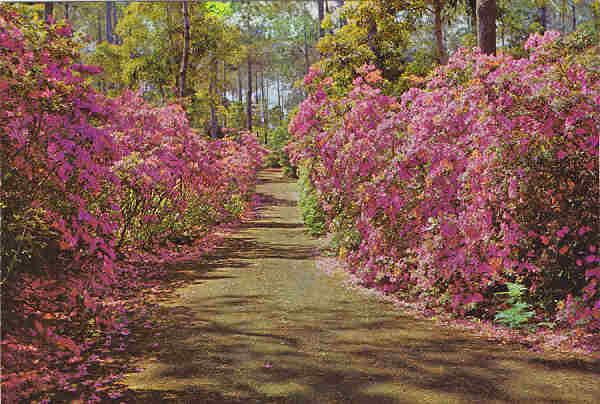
[0,6,266,402]
[288,31,599,330]
[264,125,297,177]
[110,93,266,251]
[298,163,327,236]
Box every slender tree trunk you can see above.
[210,59,218,138]
[179,1,190,98]
[221,61,228,128]
[112,2,119,44]
[277,73,282,126]
[317,0,325,38]
[222,61,227,101]
[304,29,310,75]
[469,0,477,34]
[265,77,269,131]
[64,3,70,20]
[477,0,497,55]
[247,56,252,131]
[238,67,243,103]
[540,5,547,32]
[166,4,180,93]
[434,0,446,64]
[105,2,113,43]
[260,70,266,143]
[255,71,259,105]
[572,4,576,31]
[44,2,53,23]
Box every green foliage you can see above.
[494,282,536,329]
[2,205,60,281]
[264,126,288,169]
[460,32,477,48]
[86,2,243,130]
[315,0,422,93]
[328,212,362,258]
[224,193,247,219]
[298,164,326,236]
[264,126,296,177]
[395,47,436,93]
[267,125,290,152]
[205,1,232,17]
[264,153,281,168]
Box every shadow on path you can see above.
[120,169,600,404]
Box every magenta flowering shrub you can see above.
[108,91,266,251]
[288,32,599,330]
[1,6,266,402]
[1,7,121,281]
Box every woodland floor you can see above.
[117,169,599,403]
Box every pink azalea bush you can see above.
[108,91,266,252]
[1,6,266,402]
[288,31,599,332]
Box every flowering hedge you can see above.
[288,31,599,331]
[1,6,266,402]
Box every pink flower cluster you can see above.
[1,7,266,402]
[288,34,599,331]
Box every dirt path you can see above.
[120,169,599,404]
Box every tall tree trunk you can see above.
[260,70,267,144]
[477,0,497,55]
[112,2,119,44]
[468,0,477,34]
[247,56,252,131]
[265,76,269,132]
[210,59,218,138]
[105,2,113,43]
[179,1,190,98]
[44,2,53,23]
[221,62,228,129]
[304,29,310,75]
[434,0,446,64]
[317,0,325,38]
[572,4,576,31]
[64,3,70,20]
[277,73,282,126]
[540,5,547,32]
[222,61,227,101]
[238,68,243,103]
[255,71,259,105]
